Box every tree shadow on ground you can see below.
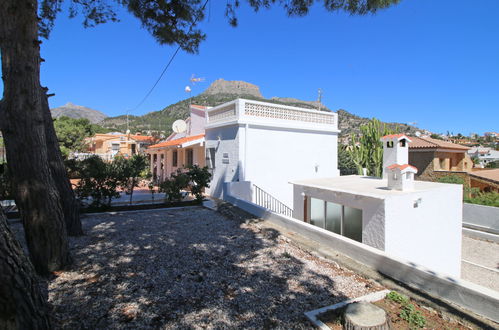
[12,205,377,329]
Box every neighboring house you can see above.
[484,132,499,138]
[291,134,462,277]
[468,147,499,168]
[83,133,155,161]
[408,136,472,181]
[147,105,207,182]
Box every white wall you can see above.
[292,184,386,250]
[384,185,462,278]
[205,125,240,199]
[244,125,339,207]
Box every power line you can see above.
[131,0,210,113]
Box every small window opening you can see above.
[387,141,394,148]
[400,139,406,147]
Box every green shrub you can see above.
[386,291,409,305]
[186,165,212,202]
[400,304,426,328]
[465,191,499,207]
[159,169,190,202]
[437,175,465,185]
[74,156,122,208]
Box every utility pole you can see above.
[126,109,130,134]
[317,88,322,112]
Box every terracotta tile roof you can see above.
[409,136,470,151]
[387,164,418,172]
[381,134,411,140]
[148,134,204,149]
[130,135,155,142]
[191,105,207,110]
[470,169,499,183]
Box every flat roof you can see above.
[290,175,456,199]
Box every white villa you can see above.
[147,99,339,210]
[291,133,463,277]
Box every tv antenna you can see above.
[190,74,205,85]
[317,88,323,112]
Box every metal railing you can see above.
[253,184,293,217]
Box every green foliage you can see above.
[347,118,393,177]
[437,175,499,206]
[465,190,499,207]
[338,145,357,175]
[186,165,212,202]
[159,169,190,202]
[430,133,442,140]
[114,154,149,204]
[437,175,465,185]
[53,116,107,159]
[485,161,498,168]
[386,291,409,305]
[400,304,426,328]
[74,156,122,208]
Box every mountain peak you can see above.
[51,102,108,124]
[202,79,263,98]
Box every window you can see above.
[387,141,394,148]
[131,144,136,154]
[172,150,178,167]
[439,158,446,170]
[111,143,120,151]
[308,198,362,242]
[186,149,194,166]
[399,139,406,147]
[206,148,216,172]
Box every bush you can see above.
[437,175,465,185]
[74,156,121,208]
[159,169,190,202]
[186,165,212,202]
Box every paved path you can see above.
[461,235,499,292]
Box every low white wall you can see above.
[463,203,499,234]
[224,181,252,202]
[222,193,499,323]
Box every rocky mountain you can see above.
[101,79,425,142]
[51,102,108,124]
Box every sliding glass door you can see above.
[308,198,362,243]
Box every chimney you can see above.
[380,134,418,191]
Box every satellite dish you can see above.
[172,119,187,133]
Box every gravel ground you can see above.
[461,235,499,292]
[11,206,383,329]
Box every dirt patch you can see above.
[318,295,477,329]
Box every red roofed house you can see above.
[408,136,472,181]
[146,105,207,181]
[85,133,156,161]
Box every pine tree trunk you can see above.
[0,208,52,329]
[0,0,72,275]
[41,94,83,236]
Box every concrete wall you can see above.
[205,125,241,199]
[463,203,499,234]
[244,125,339,207]
[384,184,463,278]
[223,192,499,323]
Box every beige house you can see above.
[85,133,155,161]
[408,136,472,181]
[147,105,207,182]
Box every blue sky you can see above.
[2,0,498,135]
